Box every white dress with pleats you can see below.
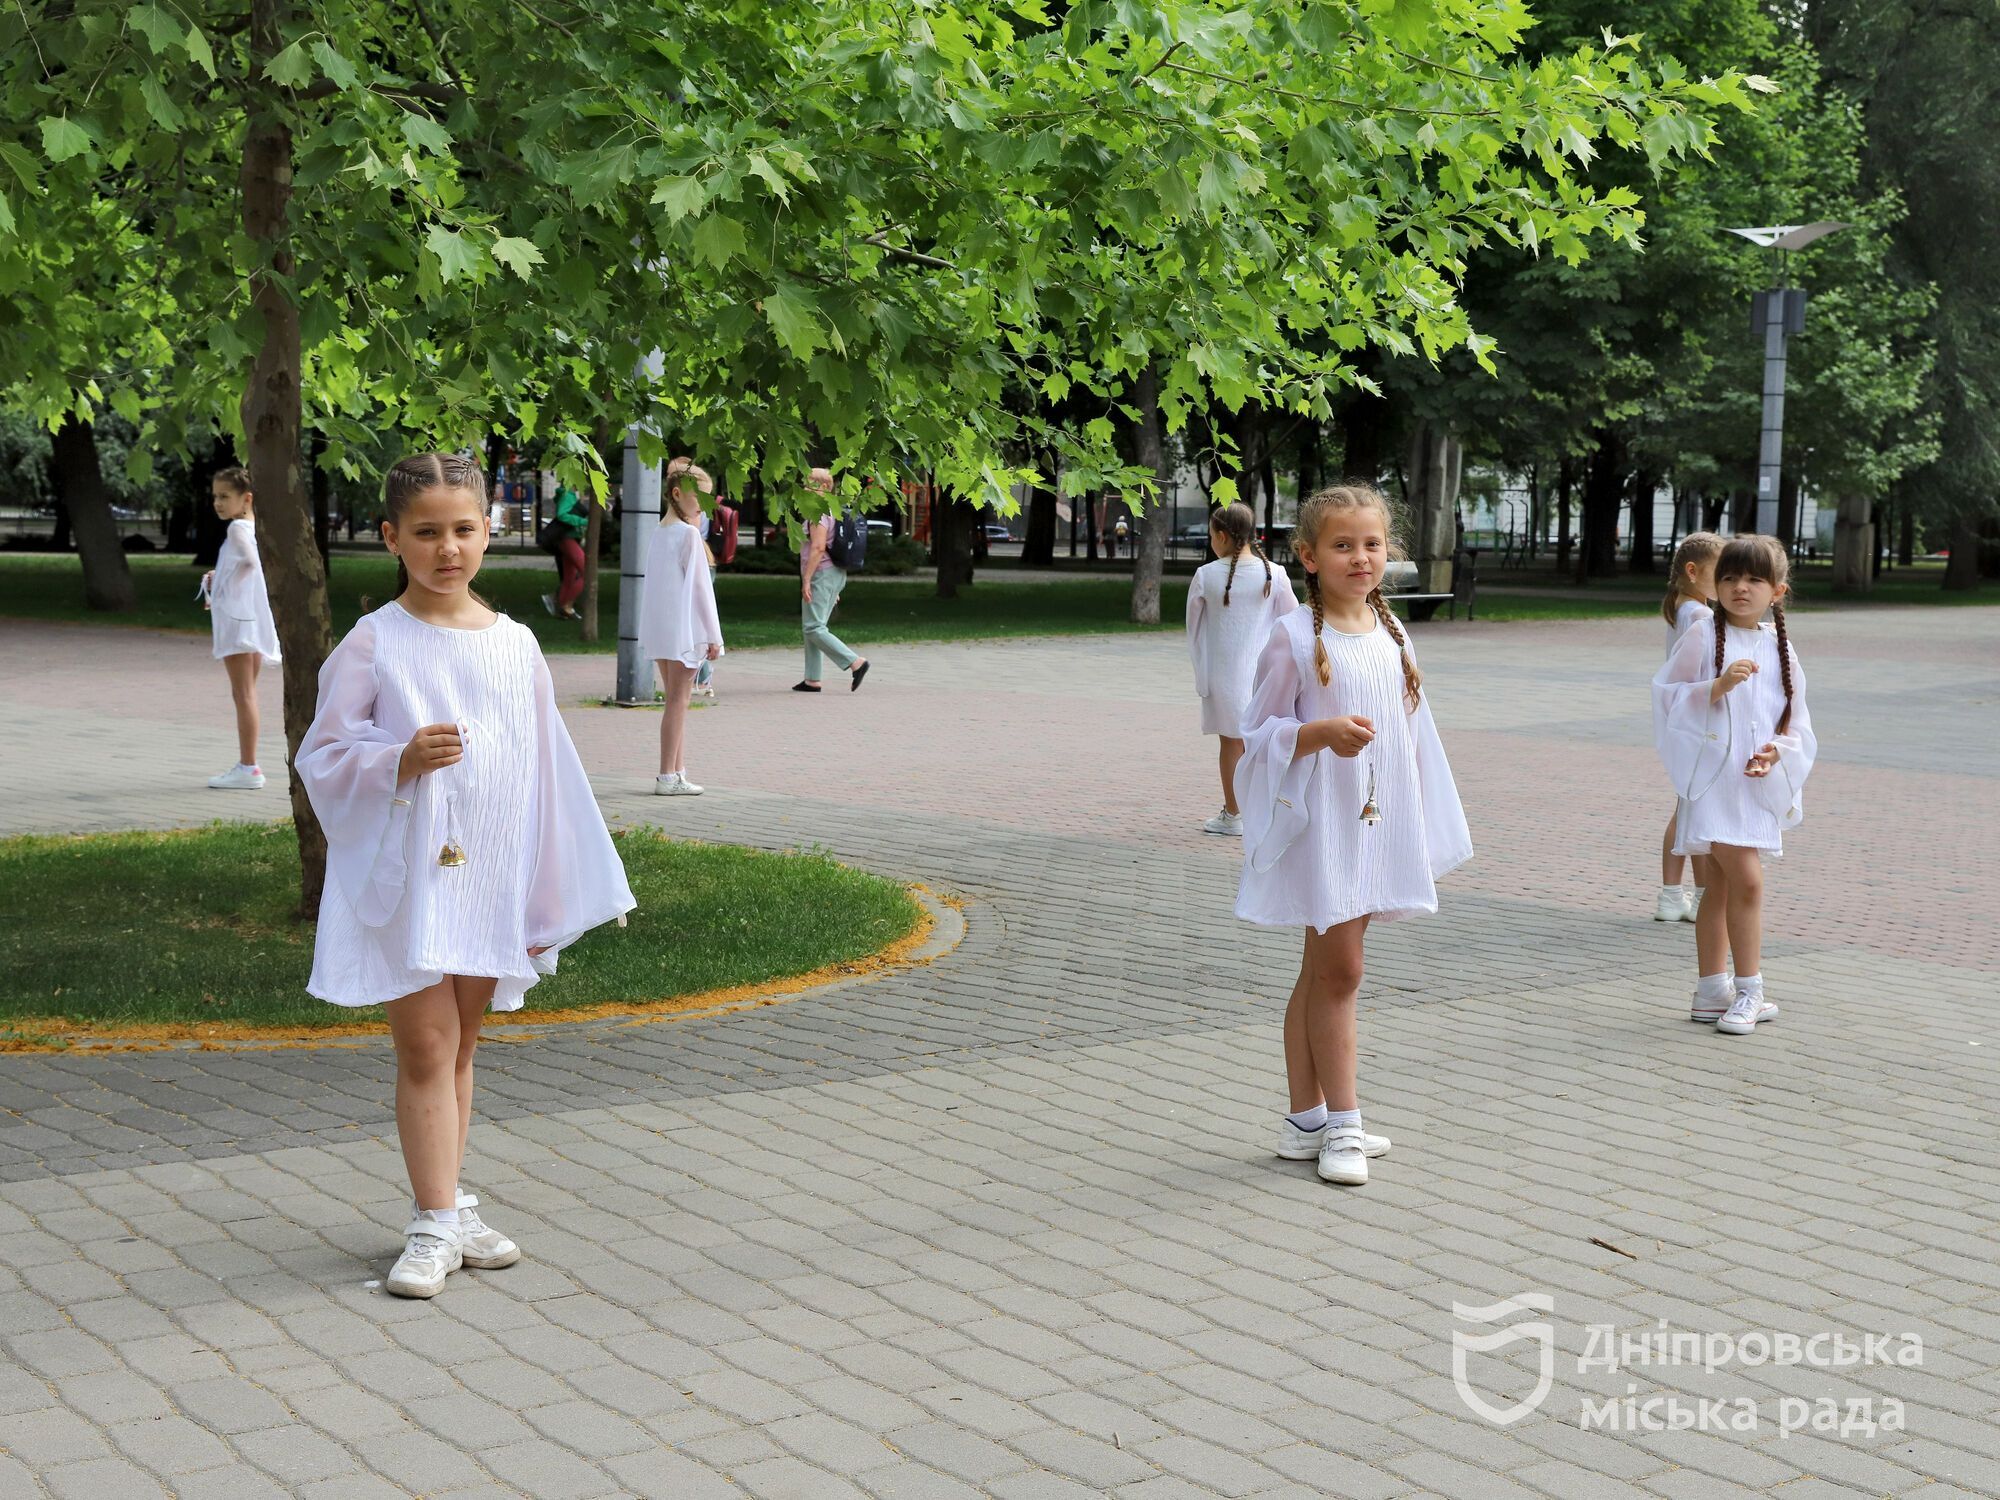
[209,518,282,664]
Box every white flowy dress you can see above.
[1186,556,1298,736]
[1653,617,1816,857]
[636,519,724,668]
[208,518,282,665]
[1234,610,1472,932]
[1666,597,1709,658]
[298,602,635,1010]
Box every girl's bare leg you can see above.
[451,976,496,1188]
[387,980,464,1210]
[1282,960,1320,1114]
[1694,854,1730,976]
[1219,736,1246,815]
[224,653,261,765]
[657,661,696,774]
[1295,917,1368,1113]
[1660,808,1684,886]
[1708,844,1764,977]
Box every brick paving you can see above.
[0,605,1996,1498]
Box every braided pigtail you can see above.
[1251,537,1273,597]
[1306,572,1332,686]
[1367,588,1423,711]
[1771,600,1795,735]
[1712,598,1727,679]
[1224,549,1240,606]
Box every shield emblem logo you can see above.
[1453,1294,1555,1426]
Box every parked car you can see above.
[982,523,1013,543]
[865,519,895,537]
[1173,522,1212,547]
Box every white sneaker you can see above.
[1203,810,1243,837]
[207,764,266,791]
[1689,985,1733,1024]
[654,772,704,796]
[1715,990,1779,1036]
[1316,1123,1370,1186]
[1278,1118,1391,1161]
[1654,887,1689,921]
[455,1193,520,1270]
[1680,888,1703,923]
[385,1218,462,1299]
[540,593,558,617]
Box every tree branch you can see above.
[295,78,461,104]
[860,233,955,270]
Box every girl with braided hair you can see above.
[298,453,635,1297]
[1653,531,1723,922]
[1234,485,1471,1186]
[1186,503,1297,835]
[1653,534,1817,1036]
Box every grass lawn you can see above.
[0,552,1987,653]
[0,822,922,1036]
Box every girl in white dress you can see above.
[1235,486,1471,1186]
[200,467,281,791]
[297,453,635,1298]
[1186,502,1297,836]
[642,459,724,794]
[1653,535,1816,1036]
[1652,532,1722,922]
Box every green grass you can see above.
[0,551,1986,656]
[0,823,922,1030]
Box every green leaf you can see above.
[401,113,454,155]
[127,5,183,53]
[0,192,13,236]
[424,226,484,281]
[764,282,826,360]
[125,446,154,486]
[182,26,216,78]
[490,235,545,279]
[0,141,41,192]
[110,388,143,424]
[139,75,186,132]
[690,214,746,268]
[265,40,314,88]
[650,175,706,222]
[311,40,361,91]
[38,116,94,164]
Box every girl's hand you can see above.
[1745,743,1779,778]
[1710,658,1757,702]
[398,724,463,780]
[1303,715,1375,758]
[706,643,722,661]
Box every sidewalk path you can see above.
[0,609,1994,1498]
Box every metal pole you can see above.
[615,426,660,705]
[1756,284,1787,535]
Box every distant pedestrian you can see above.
[795,467,870,693]
[642,459,723,794]
[199,466,281,791]
[1186,503,1296,837]
[539,481,589,621]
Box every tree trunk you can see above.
[1555,458,1573,571]
[1577,434,1625,580]
[1340,367,1391,484]
[1898,501,1915,566]
[579,496,603,642]
[244,0,335,917]
[1627,469,1657,574]
[1524,464,1541,561]
[1942,514,1982,590]
[1021,476,1057,567]
[1402,420,1460,597]
[309,430,331,572]
[1775,470,1800,552]
[1297,419,1321,517]
[1831,494,1873,592]
[1702,491,1726,533]
[48,417,137,611]
[1127,361,1173,625]
[1084,487,1100,561]
[935,488,975,599]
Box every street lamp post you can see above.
[1723,222,1847,535]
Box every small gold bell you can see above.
[438,840,467,868]
[1359,759,1381,826]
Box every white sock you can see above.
[414,1207,459,1231]
[1735,973,1764,996]
[1661,883,1684,898]
[1286,1104,1328,1132]
[1696,973,1734,1000]
[1326,1108,1362,1131]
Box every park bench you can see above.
[1384,548,1479,622]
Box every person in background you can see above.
[540,481,589,622]
[795,467,870,693]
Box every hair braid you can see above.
[1712,597,1727,679]
[1249,536,1273,597]
[1306,572,1332,686]
[1223,548,1240,606]
[1367,588,1423,711]
[1770,600,1795,736]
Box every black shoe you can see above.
[792,681,822,693]
[850,660,870,693]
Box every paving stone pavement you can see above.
[0,605,1996,1499]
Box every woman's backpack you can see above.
[826,513,868,571]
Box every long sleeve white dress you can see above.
[1666,597,1709,657]
[1187,556,1298,736]
[637,519,724,668]
[1234,610,1472,932]
[1653,617,1816,857]
[297,602,636,1010]
[208,518,282,665]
